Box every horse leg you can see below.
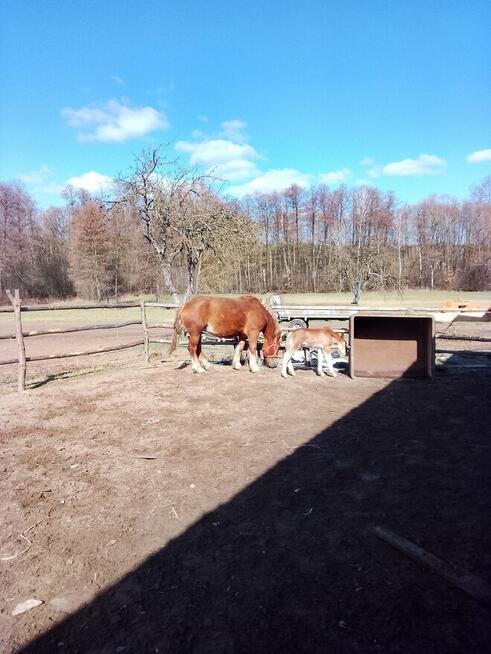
[188,332,206,373]
[197,339,211,370]
[232,339,246,370]
[322,348,337,377]
[197,337,212,371]
[247,332,260,373]
[199,353,211,370]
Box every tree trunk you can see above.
[160,259,181,304]
[183,253,201,301]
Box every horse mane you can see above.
[239,294,279,332]
[260,299,280,333]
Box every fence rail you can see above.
[0,320,144,340]
[3,291,487,392]
[0,301,179,314]
[1,291,180,390]
[0,340,146,366]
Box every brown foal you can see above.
[281,327,346,379]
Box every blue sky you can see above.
[1,0,490,207]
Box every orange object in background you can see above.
[441,300,489,310]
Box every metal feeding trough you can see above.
[349,315,434,379]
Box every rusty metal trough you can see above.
[349,315,434,379]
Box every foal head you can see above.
[335,332,347,358]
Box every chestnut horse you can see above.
[168,295,281,373]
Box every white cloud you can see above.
[65,171,113,194]
[367,165,383,178]
[176,139,258,167]
[466,148,491,163]
[381,154,446,176]
[228,169,311,197]
[210,159,260,182]
[359,156,375,166]
[219,119,248,143]
[19,165,64,195]
[319,168,351,185]
[61,99,168,142]
[110,75,125,86]
[176,137,260,182]
[19,164,54,185]
[175,118,259,182]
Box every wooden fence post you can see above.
[6,289,26,392]
[140,300,149,364]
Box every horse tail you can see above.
[168,307,184,355]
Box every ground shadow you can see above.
[27,368,101,389]
[19,371,491,653]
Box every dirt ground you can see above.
[1,350,490,653]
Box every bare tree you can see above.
[2,170,490,300]
[37,207,73,297]
[117,147,257,302]
[0,182,40,298]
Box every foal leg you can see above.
[281,346,296,378]
[281,348,292,378]
[188,333,206,373]
[287,353,295,376]
[232,339,246,370]
[316,348,326,376]
[247,332,260,373]
[323,348,337,377]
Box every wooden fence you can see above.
[0,293,298,392]
[1,291,180,392]
[3,290,488,392]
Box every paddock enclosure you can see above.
[1,291,490,653]
[1,290,490,392]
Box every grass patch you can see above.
[0,290,489,331]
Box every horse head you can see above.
[262,320,281,368]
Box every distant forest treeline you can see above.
[1,173,490,302]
